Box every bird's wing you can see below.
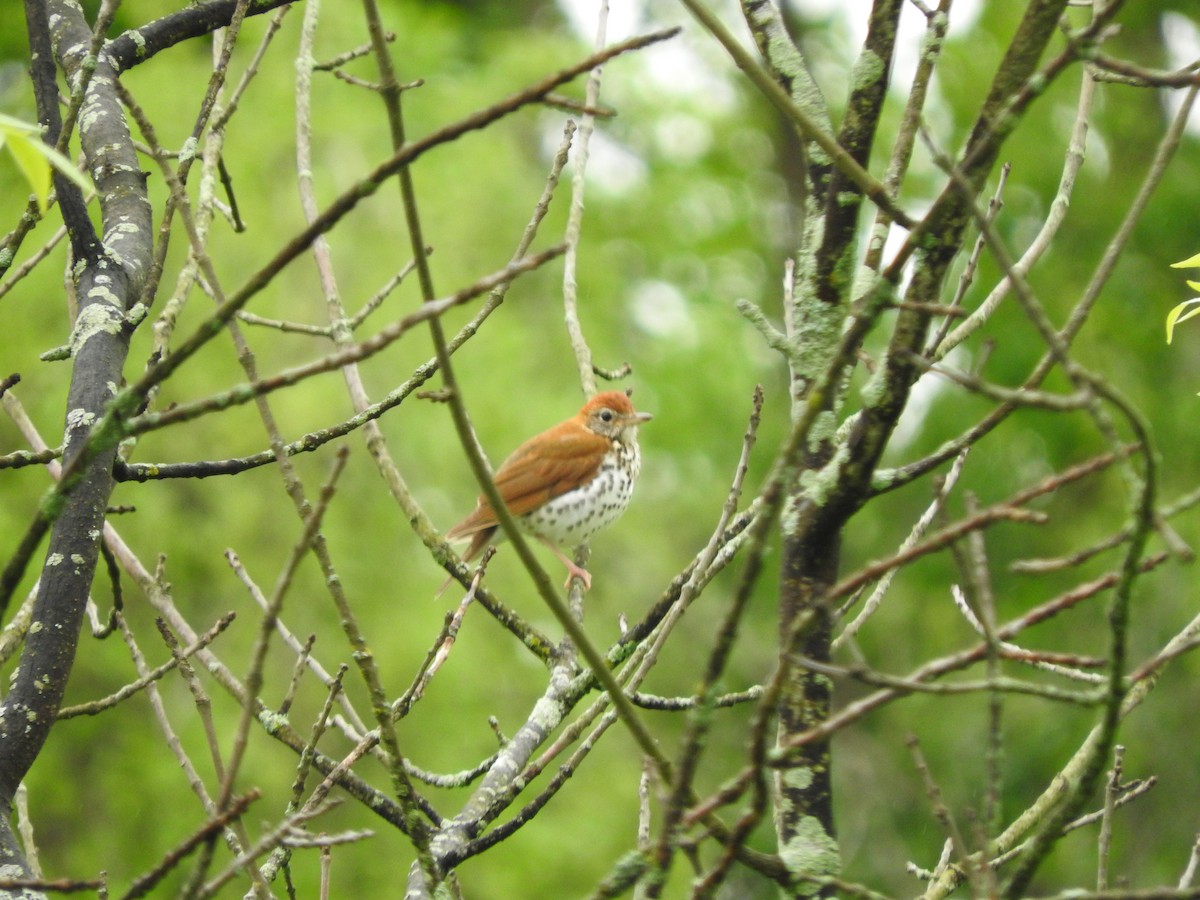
[445,425,608,539]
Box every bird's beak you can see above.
[631,411,653,425]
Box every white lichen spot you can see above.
[782,766,813,791]
[179,136,198,164]
[25,709,37,722]
[778,814,841,892]
[86,283,121,305]
[850,49,885,91]
[859,366,887,409]
[70,301,125,355]
[66,407,97,431]
[808,145,832,168]
[79,103,105,133]
[794,441,850,512]
[29,621,43,635]
[105,247,135,277]
[851,265,883,307]
[805,410,837,454]
[529,693,565,731]
[70,554,86,565]
[780,498,802,538]
[47,553,64,567]
[125,302,148,326]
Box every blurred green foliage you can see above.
[1,1,1199,897]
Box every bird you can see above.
[445,390,652,590]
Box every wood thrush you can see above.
[446,390,652,590]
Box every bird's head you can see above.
[582,390,653,440]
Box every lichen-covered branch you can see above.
[0,0,153,882]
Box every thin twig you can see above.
[218,447,350,812]
[121,791,262,900]
[57,612,235,718]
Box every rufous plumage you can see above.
[446,390,652,589]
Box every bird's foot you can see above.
[541,540,592,591]
[561,560,592,592]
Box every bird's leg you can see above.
[538,537,592,591]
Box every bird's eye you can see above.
[599,409,615,422]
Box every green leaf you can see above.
[1165,298,1200,344]
[0,113,92,213]
[0,112,41,137]
[1172,252,1200,269]
[5,131,53,211]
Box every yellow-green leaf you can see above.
[0,113,41,137]
[0,114,92,213]
[1172,252,1200,269]
[34,140,91,194]
[1166,299,1200,344]
[5,131,53,211]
